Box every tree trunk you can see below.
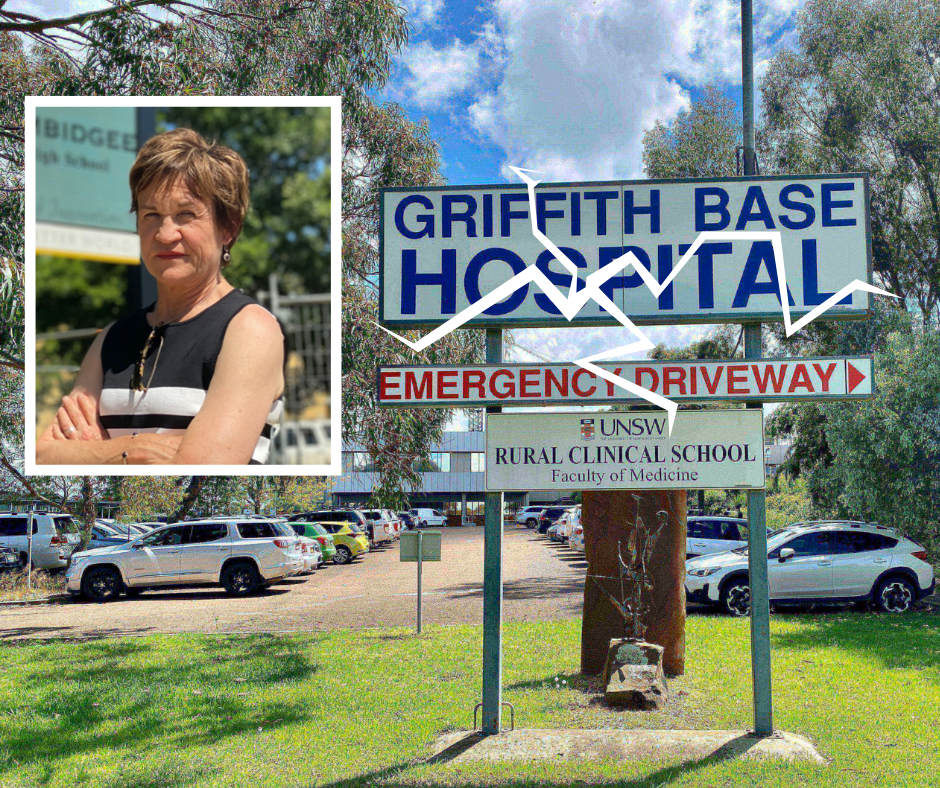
[80,476,97,550]
[580,490,687,677]
[170,477,205,523]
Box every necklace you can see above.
[131,286,221,392]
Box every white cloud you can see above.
[509,325,713,363]
[394,39,483,109]
[462,0,805,182]
[401,0,445,30]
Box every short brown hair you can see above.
[129,127,250,248]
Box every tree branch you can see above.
[0,454,59,508]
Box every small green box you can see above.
[400,530,441,562]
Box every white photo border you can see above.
[25,95,342,477]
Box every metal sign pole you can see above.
[742,0,773,736]
[417,531,423,634]
[482,328,504,735]
[26,514,32,589]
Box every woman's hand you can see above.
[51,393,107,441]
[122,434,184,464]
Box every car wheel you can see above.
[333,545,353,565]
[526,518,537,529]
[421,520,428,529]
[874,576,916,614]
[721,578,751,617]
[81,566,123,603]
[222,561,261,597]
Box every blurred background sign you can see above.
[35,106,141,264]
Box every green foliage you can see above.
[765,475,815,532]
[162,106,332,295]
[643,87,741,179]
[760,0,940,325]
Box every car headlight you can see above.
[688,567,721,577]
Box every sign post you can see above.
[400,530,442,635]
[742,0,774,737]
[482,328,504,735]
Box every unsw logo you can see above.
[580,419,595,441]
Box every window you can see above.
[414,453,451,472]
[717,521,743,541]
[141,526,188,547]
[0,517,28,537]
[835,531,898,553]
[236,522,279,539]
[352,452,373,472]
[54,516,80,534]
[189,523,229,544]
[470,453,485,473]
[771,531,833,558]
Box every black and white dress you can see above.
[98,290,284,465]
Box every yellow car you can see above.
[312,521,369,564]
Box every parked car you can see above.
[547,522,565,543]
[0,512,81,569]
[88,522,134,551]
[65,518,304,602]
[686,516,753,558]
[410,508,446,528]
[685,521,936,616]
[358,510,394,546]
[514,506,546,529]
[569,525,585,553]
[398,512,417,530]
[556,506,581,542]
[288,509,370,534]
[0,546,20,573]
[537,507,569,535]
[289,522,337,563]
[307,521,369,564]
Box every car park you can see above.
[0,512,81,569]
[685,521,936,616]
[289,522,337,563]
[686,516,752,558]
[65,518,303,602]
[306,521,369,564]
[514,506,546,528]
[410,508,446,528]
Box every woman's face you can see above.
[136,178,231,288]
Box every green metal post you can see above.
[742,0,773,735]
[482,328,503,734]
[745,321,773,734]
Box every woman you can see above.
[37,128,285,465]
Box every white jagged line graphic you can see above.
[378,166,899,433]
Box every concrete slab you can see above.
[427,729,828,766]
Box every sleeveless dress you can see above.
[98,290,284,465]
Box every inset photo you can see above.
[25,96,340,474]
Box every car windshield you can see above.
[363,512,380,520]
[272,522,295,537]
[347,523,362,534]
[731,529,796,555]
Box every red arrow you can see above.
[847,362,866,393]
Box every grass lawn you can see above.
[0,612,937,788]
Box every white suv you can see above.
[66,518,303,602]
[514,506,545,529]
[686,521,935,616]
[687,516,752,558]
[0,512,81,569]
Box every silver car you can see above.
[686,521,935,616]
[0,512,81,569]
[66,518,303,602]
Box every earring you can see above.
[222,244,231,264]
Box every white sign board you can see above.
[485,410,765,491]
[377,356,874,407]
[381,174,871,328]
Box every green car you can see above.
[290,522,337,564]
